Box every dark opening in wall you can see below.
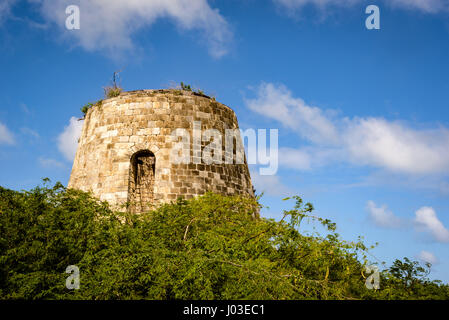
[128,150,156,213]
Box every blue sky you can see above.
[1,0,449,283]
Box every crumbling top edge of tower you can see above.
[102,89,234,112]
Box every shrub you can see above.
[180,82,192,91]
[104,71,123,99]
[0,183,448,300]
[103,86,122,98]
[80,100,103,116]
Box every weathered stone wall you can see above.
[68,89,254,211]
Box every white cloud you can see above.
[278,147,312,170]
[0,0,16,23]
[414,206,449,243]
[363,200,449,243]
[366,200,402,228]
[245,82,449,175]
[273,0,449,14]
[34,0,232,58]
[278,146,343,171]
[416,250,438,265]
[245,83,339,145]
[38,157,65,168]
[58,117,83,161]
[389,0,449,13]
[274,0,360,12]
[21,127,40,139]
[251,170,293,197]
[343,118,449,174]
[0,121,15,145]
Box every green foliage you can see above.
[180,82,192,91]
[390,257,431,286]
[104,71,123,99]
[374,257,447,299]
[0,183,448,300]
[180,82,207,96]
[104,87,122,98]
[81,103,92,115]
[82,70,124,116]
[80,100,103,116]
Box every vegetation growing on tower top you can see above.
[80,71,123,117]
[80,100,103,117]
[103,71,123,98]
[180,81,208,97]
[180,81,192,91]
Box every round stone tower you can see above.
[68,89,255,212]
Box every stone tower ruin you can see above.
[68,89,255,213]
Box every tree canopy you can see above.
[0,182,448,299]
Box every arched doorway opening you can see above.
[128,150,156,213]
